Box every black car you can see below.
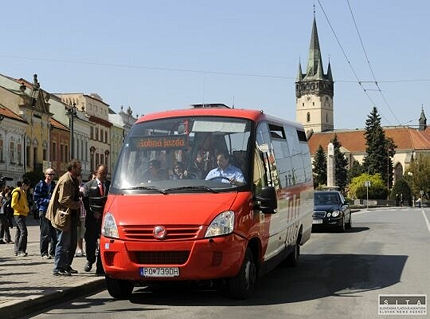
[313,191,351,231]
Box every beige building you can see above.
[296,18,334,135]
[0,74,52,174]
[57,93,112,175]
[0,105,27,183]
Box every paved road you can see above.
[29,207,430,319]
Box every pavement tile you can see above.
[0,218,104,318]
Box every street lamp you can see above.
[66,103,77,160]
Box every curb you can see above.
[0,278,105,319]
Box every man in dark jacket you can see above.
[83,164,109,275]
[33,168,57,259]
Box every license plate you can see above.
[140,267,179,278]
[313,219,323,224]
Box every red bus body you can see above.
[100,107,313,299]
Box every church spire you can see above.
[305,17,324,80]
[327,61,333,81]
[296,61,303,81]
[419,105,427,131]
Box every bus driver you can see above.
[205,152,245,185]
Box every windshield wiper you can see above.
[164,186,219,193]
[121,186,167,195]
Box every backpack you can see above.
[3,196,14,218]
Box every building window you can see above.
[60,144,64,162]
[43,149,47,161]
[326,113,329,123]
[96,152,99,167]
[0,138,3,162]
[65,145,69,161]
[33,147,37,168]
[99,129,103,142]
[105,131,108,144]
[9,141,15,164]
[100,153,104,165]
[26,146,31,166]
[312,102,315,106]
[95,128,98,141]
[307,112,311,122]
[90,127,94,140]
[302,103,304,107]
[17,144,22,165]
[52,142,57,161]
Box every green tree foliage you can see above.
[404,154,430,199]
[363,107,396,187]
[390,178,412,206]
[347,160,364,183]
[312,145,327,188]
[349,173,388,200]
[331,134,348,193]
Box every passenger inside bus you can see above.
[205,152,245,185]
[142,159,168,182]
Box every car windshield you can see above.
[314,193,340,205]
[111,116,252,193]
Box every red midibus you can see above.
[100,105,314,299]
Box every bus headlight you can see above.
[102,212,119,239]
[205,211,235,238]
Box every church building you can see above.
[296,18,430,182]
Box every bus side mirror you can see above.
[255,186,277,214]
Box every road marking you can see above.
[421,209,430,233]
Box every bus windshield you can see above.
[111,116,252,193]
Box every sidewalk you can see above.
[0,217,105,319]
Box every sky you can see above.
[0,0,429,129]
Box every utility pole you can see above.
[66,103,77,161]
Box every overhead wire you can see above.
[317,0,392,125]
[346,0,402,125]
[0,54,428,84]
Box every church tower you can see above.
[296,17,334,133]
[419,106,427,131]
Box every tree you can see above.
[390,178,412,206]
[348,160,364,183]
[349,173,388,200]
[331,134,348,193]
[363,107,396,187]
[405,154,430,199]
[312,145,327,188]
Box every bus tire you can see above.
[285,241,300,267]
[227,248,257,299]
[106,276,134,300]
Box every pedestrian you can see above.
[83,164,109,275]
[46,159,82,276]
[0,187,13,244]
[75,178,87,258]
[11,179,31,257]
[33,168,57,259]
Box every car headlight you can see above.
[102,212,119,239]
[331,210,340,218]
[204,211,235,238]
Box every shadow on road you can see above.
[311,226,370,233]
[121,253,408,306]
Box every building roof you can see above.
[50,118,69,132]
[308,127,430,155]
[0,104,27,123]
